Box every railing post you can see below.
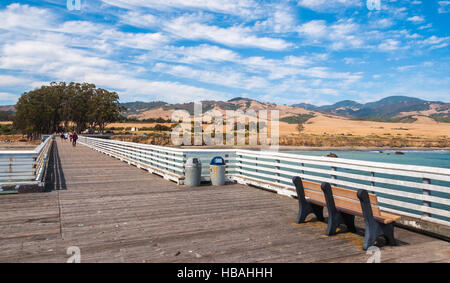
[276,159,280,184]
[165,151,169,172]
[370,171,375,194]
[422,178,431,218]
[238,153,243,178]
[331,166,337,186]
[8,156,13,183]
[225,154,229,176]
[182,153,187,176]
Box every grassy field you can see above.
[106,114,450,148]
[1,114,449,148]
[279,114,450,139]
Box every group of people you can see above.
[60,132,78,147]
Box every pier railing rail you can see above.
[78,136,450,227]
[0,135,53,185]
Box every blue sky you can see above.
[0,0,449,105]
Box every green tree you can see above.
[13,82,123,139]
[13,83,64,139]
[88,89,125,133]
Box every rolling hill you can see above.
[292,96,450,119]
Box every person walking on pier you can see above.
[72,132,78,147]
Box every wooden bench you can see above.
[292,177,401,250]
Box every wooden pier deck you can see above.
[0,139,448,263]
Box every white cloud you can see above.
[0,3,55,31]
[396,65,416,72]
[418,23,432,30]
[298,20,328,38]
[162,15,293,50]
[0,92,20,104]
[254,3,297,33]
[407,16,425,23]
[298,19,364,50]
[378,39,401,51]
[297,0,361,12]
[371,18,394,29]
[119,11,158,28]
[153,63,269,90]
[0,75,33,87]
[182,45,239,62]
[101,0,262,18]
[438,1,450,13]
[137,44,240,64]
[101,29,169,50]
[418,36,450,49]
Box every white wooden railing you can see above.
[0,135,53,185]
[78,136,450,227]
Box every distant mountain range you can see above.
[0,105,16,114]
[120,96,449,121]
[292,96,450,119]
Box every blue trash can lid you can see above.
[210,156,225,165]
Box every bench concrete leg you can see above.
[358,189,397,250]
[321,183,356,235]
[293,177,324,223]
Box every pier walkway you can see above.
[0,139,448,262]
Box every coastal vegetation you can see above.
[280,114,315,124]
[431,114,450,123]
[0,111,13,121]
[350,116,418,123]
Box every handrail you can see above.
[0,135,53,185]
[78,136,450,227]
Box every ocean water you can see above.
[286,150,450,169]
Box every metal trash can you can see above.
[210,156,226,186]
[185,158,202,187]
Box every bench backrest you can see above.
[302,180,381,217]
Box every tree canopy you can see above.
[0,111,12,121]
[13,82,124,139]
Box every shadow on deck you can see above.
[0,139,448,263]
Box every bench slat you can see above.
[304,188,382,218]
[303,180,378,204]
[380,211,401,222]
[298,179,399,224]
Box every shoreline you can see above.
[178,145,450,152]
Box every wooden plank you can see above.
[0,139,446,263]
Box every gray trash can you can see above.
[210,156,226,186]
[185,158,202,187]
